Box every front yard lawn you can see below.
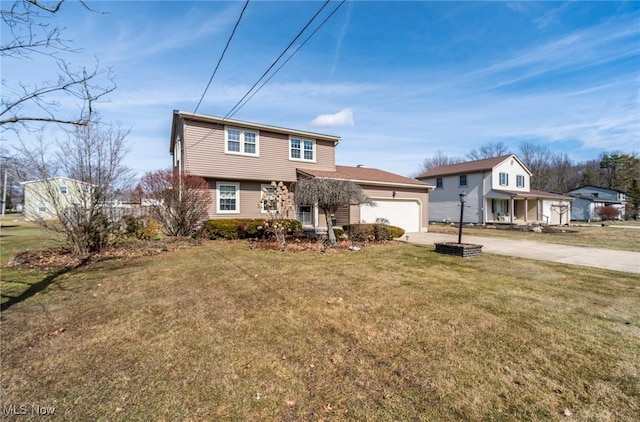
[1,221,639,420]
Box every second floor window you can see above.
[436,177,443,189]
[290,138,315,161]
[516,175,525,188]
[226,128,258,156]
[459,174,467,187]
[499,172,509,186]
[60,185,68,194]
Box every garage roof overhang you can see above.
[296,168,434,191]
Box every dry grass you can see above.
[428,222,640,252]
[1,220,639,421]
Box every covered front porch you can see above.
[485,190,572,225]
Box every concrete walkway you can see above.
[405,232,640,275]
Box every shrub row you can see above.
[122,214,163,240]
[342,223,405,242]
[200,219,302,240]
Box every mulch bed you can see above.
[6,238,202,270]
[6,237,395,270]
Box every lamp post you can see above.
[458,192,467,244]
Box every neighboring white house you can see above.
[566,185,627,221]
[22,177,92,221]
[417,154,572,225]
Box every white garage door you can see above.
[360,200,420,232]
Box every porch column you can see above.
[524,198,528,222]
[510,197,514,223]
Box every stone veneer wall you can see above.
[434,242,483,258]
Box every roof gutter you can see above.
[296,170,434,190]
[175,110,341,144]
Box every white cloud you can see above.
[311,108,355,127]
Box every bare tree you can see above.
[293,178,374,246]
[518,142,553,190]
[466,141,510,161]
[414,150,463,177]
[551,201,571,225]
[139,169,212,237]
[16,116,132,254]
[549,153,574,193]
[1,0,115,130]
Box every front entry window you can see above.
[492,199,509,221]
[297,205,313,226]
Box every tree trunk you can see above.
[324,209,336,245]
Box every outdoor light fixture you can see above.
[392,190,397,198]
[458,192,467,244]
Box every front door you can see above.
[296,205,314,228]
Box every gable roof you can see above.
[170,110,341,153]
[298,165,433,189]
[417,154,531,178]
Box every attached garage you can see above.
[360,199,421,233]
[297,165,433,233]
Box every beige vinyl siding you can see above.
[313,140,335,170]
[316,208,328,229]
[23,178,92,221]
[348,204,361,225]
[334,206,350,228]
[206,179,262,219]
[182,120,335,182]
[206,179,302,220]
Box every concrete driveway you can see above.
[405,232,640,275]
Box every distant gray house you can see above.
[566,185,627,221]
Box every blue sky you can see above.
[3,0,639,177]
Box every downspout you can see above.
[481,171,486,225]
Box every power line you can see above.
[183,0,345,155]
[222,0,331,120]
[193,0,250,115]
[228,0,346,120]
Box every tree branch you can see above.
[1,0,115,129]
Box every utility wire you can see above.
[228,0,346,120]
[222,0,331,120]
[184,0,344,153]
[193,0,250,115]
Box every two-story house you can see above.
[170,111,433,233]
[22,177,92,221]
[417,154,572,225]
[566,185,627,221]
